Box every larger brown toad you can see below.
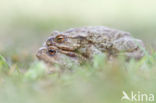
[45,26,145,60]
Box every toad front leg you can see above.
[78,44,103,59]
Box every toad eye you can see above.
[48,49,56,56]
[55,35,65,43]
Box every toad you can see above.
[36,46,86,67]
[44,26,145,60]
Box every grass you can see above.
[0,53,156,103]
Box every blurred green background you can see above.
[0,1,156,103]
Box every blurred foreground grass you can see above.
[0,53,156,103]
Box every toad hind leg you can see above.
[112,37,145,59]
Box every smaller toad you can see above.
[36,46,86,67]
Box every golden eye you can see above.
[48,49,56,56]
[55,35,65,43]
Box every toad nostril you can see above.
[46,38,54,46]
[46,41,51,46]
